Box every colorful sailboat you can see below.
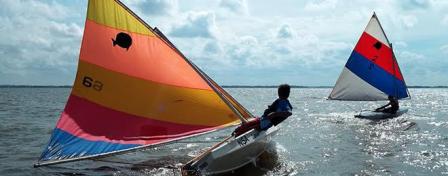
[35,0,259,168]
[329,13,410,118]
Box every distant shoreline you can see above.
[1,85,448,88]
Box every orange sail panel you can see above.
[37,0,242,165]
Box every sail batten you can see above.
[37,0,245,166]
[329,13,409,101]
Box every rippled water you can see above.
[1,88,447,175]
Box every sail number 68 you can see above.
[82,76,103,91]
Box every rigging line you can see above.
[391,43,398,98]
[392,45,411,99]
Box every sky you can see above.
[0,0,447,86]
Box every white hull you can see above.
[355,108,408,120]
[183,126,278,175]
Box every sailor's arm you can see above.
[376,102,391,111]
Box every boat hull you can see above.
[183,126,278,175]
[355,108,408,120]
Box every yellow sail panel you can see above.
[72,61,240,126]
[87,0,155,36]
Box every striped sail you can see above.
[329,13,409,101]
[36,0,251,166]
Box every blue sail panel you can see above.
[345,51,409,99]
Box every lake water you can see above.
[0,88,447,175]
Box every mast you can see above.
[391,43,398,98]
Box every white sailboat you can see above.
[329,12,410,119]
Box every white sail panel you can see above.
[365,14,390,47]
[329,67,388,101]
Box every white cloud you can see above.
[170,11,218,38]
[0,0,81,84]
[203,41,222,54]
[398,51,425,61]
[395,41,408,48]
[399,0,431,10]
[442,15,448,25]
[441,45,448,54]
[219,0,249,15]
[124,0,178,16]
[400,15,418,28]
[49,22,83,38]
[304,0,338,11]
[277,24,295,39]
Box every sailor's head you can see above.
[278,84,290,99]
[388,95,396,101]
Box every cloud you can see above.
[441,45,448,54]
[277,24,295,39]
[399,15,418,28]
[398,51,425,61]
[395,41,408,48]
[203,41,222,54]
[0,0,81,85]
[124,0,178,16]
[193,28,350,70]
[219,0,249,15]
[49,22,83,38]
[304,0,338,11]
[400,0,431,10]
[442,15,448,25]
[170,11,218,38]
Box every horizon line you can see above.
[1,85,448,88]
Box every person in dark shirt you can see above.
[233,84,293,136]
[375,95,399,114]
[259,84,293,130]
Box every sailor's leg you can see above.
[233,118,260,136]
[259,116,273,130]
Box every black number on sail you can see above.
[82,76,103,91]
[369,55,378,70]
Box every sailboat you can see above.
[35,0,278,174]
[328,12,410,119]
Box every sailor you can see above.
[233,84,293,136]
[259,84,293,130]
[375,95,399,114]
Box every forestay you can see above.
[329,13,410,101]
[36,0,252,167]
